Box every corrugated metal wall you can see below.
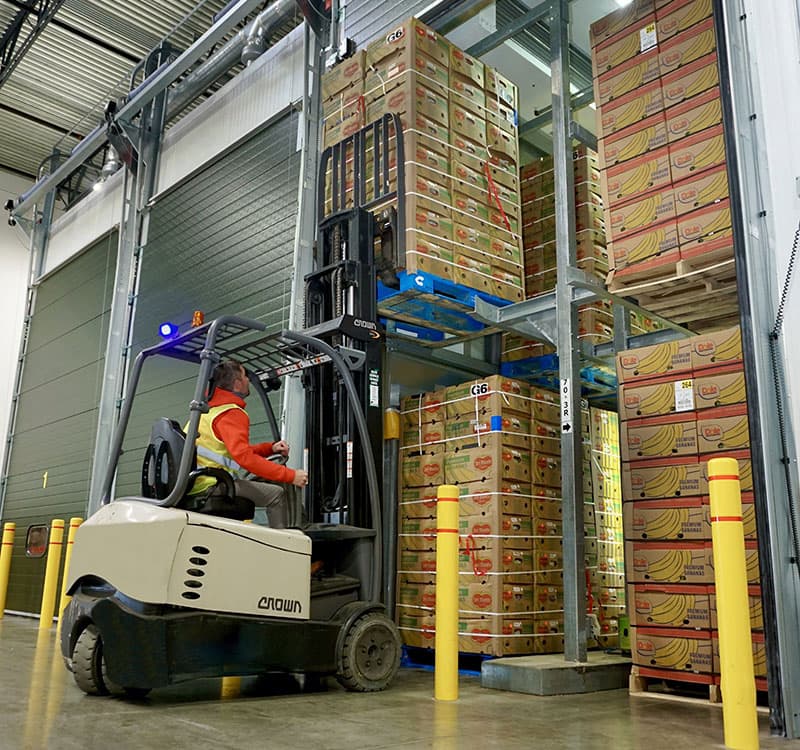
[1,231,117,613]
[114,111,302,498]
[345,0,433,47]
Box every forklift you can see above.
[59,115,407,697]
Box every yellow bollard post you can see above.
[0,522,16,619]
[708,457,759,750]
[56,517,83,627]
[435,484,459,701]
[39,519,65,629]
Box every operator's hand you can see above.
[292,469,309,488]
[272,439,290,457]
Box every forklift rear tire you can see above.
[72,624,110,696]
[73,623,151,699]
[336,611,401,692]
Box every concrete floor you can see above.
[1,615,798,750]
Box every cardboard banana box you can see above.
[485,65,519,109]
[459,538,534,577]
[629,583,712,628]
[590,0,658,47]
[450,45,484,86]
[452,149,519,193]
[595,48,661,106]
[696,404,749,453]
[668,123,726,184]
[597,586,626,607]
[605,145,673,209]
[690,325,742,370]
[624,497,710,540]
[622,456,704,500]
[458,484,532,517]
[626,540,714,583]
[712,631,766,678]
[656,0,714,42]
[532,422,561,457]
[449,98,486,145]
[401,423,446,448]
[398,527,439,552]
[451,73,486,116]
[445,412,532,451]
[401,389,447,428]
[396,609,437,648]
[621,414,698,460]
[619,373,695,419]
[457,615,536,657]
[322,49,366,100]
[534,569,565,588]
[533,584,565,614]
[592,12,657,77]
[676,197,731,250]
[401,443,446,488]
[607,185,676,240]
[404,233,455,281]
[599,111,668,169]
[658,17,716,76]
[632,626,714,672]
[600,77,665,139]
[616,339,692,384]
[459,513,533,545]
[446,375,530,418]
[709,583,763,631]
[665,85,723,142]
[446,435,531,484]
[459,579,534,615]
[661,51,720,109]
[532,498,564,523]
[591,569,627,589]
[406,193,453,242]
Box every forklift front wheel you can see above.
[336,611,401,692]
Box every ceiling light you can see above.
[92,181,103,192]
[615,0,635,6]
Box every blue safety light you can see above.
[159,321,179,338]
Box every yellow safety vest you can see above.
[187,403,248,494]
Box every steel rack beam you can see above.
[520,85,595,136]
[465,0,550,57]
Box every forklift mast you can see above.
[304,114,404,532]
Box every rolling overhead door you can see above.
[1,232,117,614]
[114,111,302,497]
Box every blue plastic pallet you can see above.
[377,271,511,341]
[501,354,618,398]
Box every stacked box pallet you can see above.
[591,0,739,331]
[617,325,765,689]
[321,18,525,303]
[587,406,626,648]
[397,376,537,656]
[396,378,605,655]
[519,147,664,347]
[521,147,607,297]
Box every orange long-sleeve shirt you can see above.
[208,388,296,484]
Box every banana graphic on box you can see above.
[640,548,692,581]
[645,593,695,625]
[634,507,689,539]
[638,423,687,457]
[692,135,726,171]
[710,331,742,361]
[653,635,696,668]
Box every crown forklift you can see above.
[59,115,407,697]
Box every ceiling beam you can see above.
[2,0,140,63]
[465,0,550,58]
[0,102,85,138]
[0,0,67,89]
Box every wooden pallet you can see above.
[630,666,769,710]
[609,257,739,330]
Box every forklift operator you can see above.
[187,359,309,528]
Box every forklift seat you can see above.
[141,418,255,521]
